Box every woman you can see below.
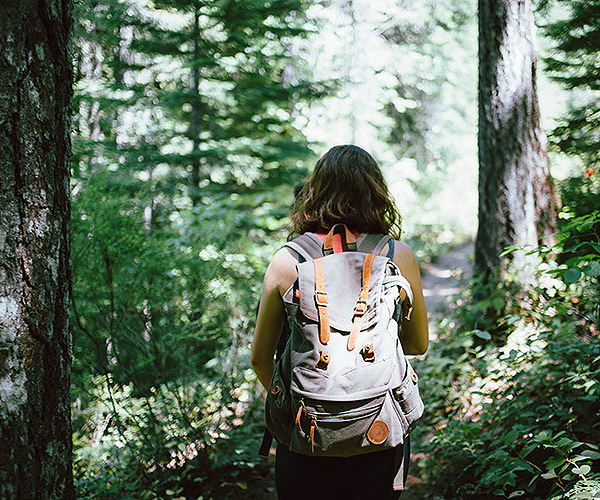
[251,145,429,499]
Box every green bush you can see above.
[416,212,600,499]
[70,173,277,498]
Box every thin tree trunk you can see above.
[476,0,557,283]
[0,1,75,498]
[190,6,202,207]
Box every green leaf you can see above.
[474,330,492,340]
[541,470,557,479]
[508,491,525,498]
[546,456,566,470]
[582,450,600,460]
[491,296,505,311]
[584,261,600,277]
[564,268,582,283]
[578,464,591,475]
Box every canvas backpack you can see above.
[263,224,424,465]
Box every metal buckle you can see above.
[315,290,328,306]
[354,299,367,316]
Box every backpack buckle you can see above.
[354,299,367,316]
[361,342,375,362]
[316,350,330,370]
[315,290,328,306]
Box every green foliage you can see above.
[68,0,598,498]
[70,171,277,496]
[541,0,600,170]
[382,0,476,177]
[414,212,600,499]
[72,0,321,196]
[70,0,318,496]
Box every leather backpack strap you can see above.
[324,224,358,255]
[313,258,330,345]
[347,253,376,351]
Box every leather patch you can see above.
[361,342,375,362]
[316,350,330,370]
[367,419,389,445]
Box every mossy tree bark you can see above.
[0,1,75,498]
[476,0,557,284]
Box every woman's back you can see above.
[251,145,429,499]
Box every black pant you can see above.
[275,442,408,500]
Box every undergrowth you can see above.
[413,211,600,500]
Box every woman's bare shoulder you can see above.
[392,240,419,271]
[264,247,299,296]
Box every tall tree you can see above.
[476,0,557,283]
[0,1,75,499]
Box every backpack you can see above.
[264,224,424,464]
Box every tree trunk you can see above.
[190,6,202,207]
[476,0,557,283]
[0,1,75,499]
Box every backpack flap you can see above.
[296,252,387,333]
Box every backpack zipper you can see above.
[296,399,319,452]
[298,397,382,423]
[309,414,317,453]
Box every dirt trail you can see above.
[420,242,474,322]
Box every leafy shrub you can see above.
[415,212,600,499]
[71,173,278,498]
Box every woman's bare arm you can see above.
[251,248,298,390]
[393,241,429,355]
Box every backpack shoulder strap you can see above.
[283,233,324,261]
[357,233,394,259]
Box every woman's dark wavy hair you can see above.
[290,145,402,239]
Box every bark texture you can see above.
[476,0,557,281]
[0,1,75,498]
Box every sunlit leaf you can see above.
[541,470,557,479]
[473,330,492,340]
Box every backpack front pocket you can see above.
[289,395,387,456]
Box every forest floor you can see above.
[209,241,475,500]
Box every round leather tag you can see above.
[367,419,389,445]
